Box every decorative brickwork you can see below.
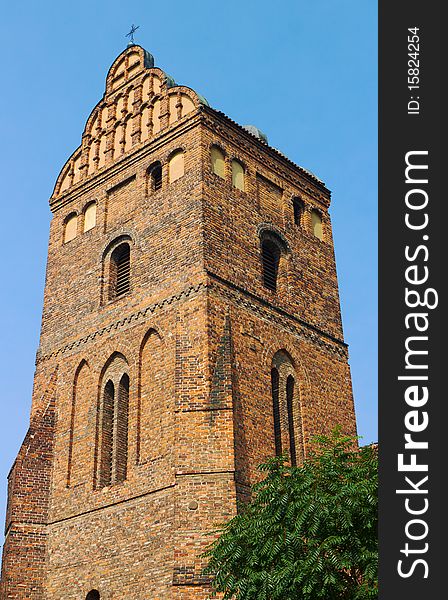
[1,44,357,599]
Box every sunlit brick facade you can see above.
[0,45,357,599]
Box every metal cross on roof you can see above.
[125,24,140,45]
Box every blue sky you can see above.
[0,0,377,540]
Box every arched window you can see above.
[271,368,282,456]
[115,373,129,483]
[231,159,245,191]
[168,150,185,182]
[148,161,162,191]
[64,213,78,243]
[271,351,303,465]
[86,590,100,600]
[311,209,323,240]
[83,202,97,232]
[97,354,130,489]
[109,243,130,300]
[261,239,281,291]
[211,146,225,178]
[99,380,114,488]
[292,197,304,227]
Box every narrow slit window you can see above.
[292,198,304,227]
[286,375,297,466]
[115,374,129,483]
[149,162,162,191]
[262,240,280,291]
[271,351,303,465]
[99,380,114,488]
[271,368,282,456]
[110,243,130,300]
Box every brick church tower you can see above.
[1,45,357,599]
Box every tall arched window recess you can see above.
[259,230,288,293]
[262,240,280,291]
[292,197,304,227]
[99,380,114,487]
[286,375,297,466]
[97,355,130,488]
[211,146,225,178]
[115,373,129,483]
[148,161,162,191]
[271,368,282,456]
[86,590,100,600]
[109,243,130,300]
[270,351,303,466]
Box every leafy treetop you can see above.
[204,430,378,600]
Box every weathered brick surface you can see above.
[1,44,356,599]
[0,371,57,599]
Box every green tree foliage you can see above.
[204,431,377,599]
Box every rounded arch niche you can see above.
[137,328,170,465]
[270,350,304,466]
[96,353,130,488]
[259,227,290,293]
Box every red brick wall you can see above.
[0,371,57,599]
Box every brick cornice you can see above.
[36,282,206,365]
[206,271,349,359]
[36,275,348,368]
[200,106,331,207]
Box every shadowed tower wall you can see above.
[1,44,356,599]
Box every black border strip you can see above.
[379,4,445,597]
